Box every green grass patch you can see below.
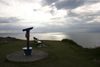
[84,47,100,60]
[0,37,100,67]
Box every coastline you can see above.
[0,33,100,48]
[0,37,100,66]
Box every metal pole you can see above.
[26,30,30,50]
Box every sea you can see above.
[0,32,100,48]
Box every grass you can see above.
[0,37,100,67]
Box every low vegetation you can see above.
[62,39,82,47]
[0,37,100,67]
[62,39,100,60]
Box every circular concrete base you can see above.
[7,50,48,62]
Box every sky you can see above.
[0,0,100,33]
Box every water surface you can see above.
[0,32,100,48]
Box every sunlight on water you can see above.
[0,33,100,48]
[31,32,69,40]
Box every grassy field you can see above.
[0,37,100,67]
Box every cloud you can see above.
[46,6,57,15]
[0,17,20,23]
[67,10,79,17]
[41,0,58,6]
[85,0,100,5]
[51,17,61,20]
[17,0,41,3]
[55,0,85,10]
[32,22,100,33]
[79,23,100,33]
[67,9,100,18]
[66,11,96,23]
[59,22,100,33]
[0,25,22,30]
[0,0,100,33]
[0,0,9,5]
[33,9,39,12]
[65,3,100,24]
[41,0,100,10]
[0,24,25,33]
[49,9,56,15]
[88,27,100,33]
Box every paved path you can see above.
[7,50,48,62]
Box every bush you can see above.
[61,39,83,48]
[62,39,77,45]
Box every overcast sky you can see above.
[0,0,100,33]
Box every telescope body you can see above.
[22,27,33,50]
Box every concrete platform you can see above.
[7,50,48,62]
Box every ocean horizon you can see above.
[0,32,100,48]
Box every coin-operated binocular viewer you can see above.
[22,27,33,55]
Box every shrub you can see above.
[62,39,77,45]
[61,39,83,48]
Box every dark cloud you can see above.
[0,0,9,5]
[67,10,100,18]
[85,0,100,5]
[0,23,26,33]
[88,27,100,33]
[63,10,100,33]
[81,23,100,33]
[66,9,100,24]
[46,7,57,15]
[0,17,20,23]
[0,25,23,31]
[41,0,58,6]
[81,16,95,21]
[49,9,55,15]
[55,0,85,10]
[63,22,100,33]
[42,0,100,10]
[86,11,100,16]
[67,10,79,17]
[34,6,57,15]
[33,22,100,33]
[33,9,39,12]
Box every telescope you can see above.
[22,27,33,55]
